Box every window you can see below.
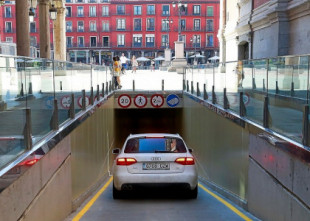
[78,21,84,32]
[117,5,125,15]
[30,36,36,46]
[5,22,12,33]
[207,6,214,16]
[147,5,155,15]
[133,34,142,47]
[181,19,186,31]
[5,7,11,18]
[90,21,97,32]
[134,6,142,15]
[117,19,125,30]
[162,19,169,31]
[162,5,170,16]
[78,37,84,47]
[102,6,109,16]
[117,34,125,47]
[90,37,97,47]
[161,35,168,47]
[102,21,109,31]
[6,37,13,43]
[207,19,213,31]
[89,6,96,17]
[66,0,72,2]
[134,19,141,31]
[124,137,186,153]
[194,19,200,31]
[102,36,109,47]
[193,5,200,15]
[207,34,213,47]
[66,37,73,47]
[76,0,84,2]
[66,21,72,32]
[77,6,84,17]
[66,7,72,17]
[146,18,155,31]
[30,22,36,33]
[146,35,155,47]
[89,0,97,3]
[192,35,200,47]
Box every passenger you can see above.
[132,55,138,74]
[170,139,178,152]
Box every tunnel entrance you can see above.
[114,108,183,148]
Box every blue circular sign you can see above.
[166,94,180,107]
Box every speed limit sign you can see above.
[118,94,131,108]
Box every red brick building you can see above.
[0,0,220,64]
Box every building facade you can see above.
[0,0,219,65]
[219,0,310,63]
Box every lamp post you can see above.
[191,35,200,65]
[172,1,187,42]
[165,17,173,48]
[49,4,57,59]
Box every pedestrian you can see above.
[132,55,138,74]
[151,60,155,72]
[113,56,122,89]
[120,53,127,74]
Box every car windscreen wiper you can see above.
[155,150,172,153]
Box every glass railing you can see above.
[184,55,310,146]
[0,55,113,169]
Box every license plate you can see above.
[142,162,170,170]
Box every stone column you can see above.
[141,51,145,57]
[39,0,51,59]
[86,51,89,64]
[54,6,66,61]
[128,52,131,59]
[16,0,30,56]
[99,51,102,65]
[74,51,77,62]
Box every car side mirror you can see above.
[188,148,193,153]
[112,148,120,154]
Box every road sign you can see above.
[134,94,147,108]
[45,96,54,109]
[77,95,90,108]
[243,92,250,106]
[60,95,71,109]
[118,94,131,108]
[166,94,180,107]
[151,94,164,108]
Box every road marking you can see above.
[73,176,113,221]
[198,183,252,221]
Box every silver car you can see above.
[112,133,198,199]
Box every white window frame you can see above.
[89,6,96,17]
[89,21,97,32]
[117,34,125,46]
[102,21,109,31]
[102,6,109,16]
[117,19,126,30]
[134,5,142,15]
[90,36,97,47]
[102,36,110,47]
[77,36,84,47]
[6,37,13,43]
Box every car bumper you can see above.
[113,166,198,191]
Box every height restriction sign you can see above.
[151,94,164,108]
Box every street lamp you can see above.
[190,35,200,65]
[29,7,35,22]
[172,1,187,41]
[49,4,57,21]
[165,17,173,48]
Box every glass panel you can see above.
[225,61,240,113]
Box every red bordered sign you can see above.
[151,94,164,108]
[134,94,147,108]
[60,95,71,109]
[77,95,90,108]
[118,94,131,108]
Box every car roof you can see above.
[127,133,181,139]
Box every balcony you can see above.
[4,28,15,33]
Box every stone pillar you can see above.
[141,51,145,57]
[16,0,30,56]
[99,51,102,65]
[39,0,51,59]
[54,6,66,61]
[74,51,77,62]
[86,51,89,64]
[128,52,131,59]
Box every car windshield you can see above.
[124,137,187,153]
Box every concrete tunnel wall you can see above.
[1,93,310,221]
